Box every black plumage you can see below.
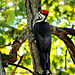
[33,21,52,75]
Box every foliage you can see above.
[0,0,75,75]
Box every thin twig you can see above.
[0,43,12,48]
[11,55,24,75]
[8,63,38,75]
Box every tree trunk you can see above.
[25,0,43,74]
[0,52,6,75]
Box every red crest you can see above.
[42,10,49,15]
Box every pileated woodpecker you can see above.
[33,10,52,75]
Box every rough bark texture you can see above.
[25,0,43,74]
[0,52,6,75]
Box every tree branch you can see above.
[8,63,38,75]
[51,25,75,63]
[11,55,24,75]
[62,28,75,36]
[0,43,11,48]
[2,31,27,63]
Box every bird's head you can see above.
[36,9,49,22]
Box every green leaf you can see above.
[52,60,57,69]
[6,11,15,25]
[69,68,75,73]
[0,35,5,46]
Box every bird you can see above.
[33,9,52,75]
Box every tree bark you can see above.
[25,0,43,74]
[0,52,6,75]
